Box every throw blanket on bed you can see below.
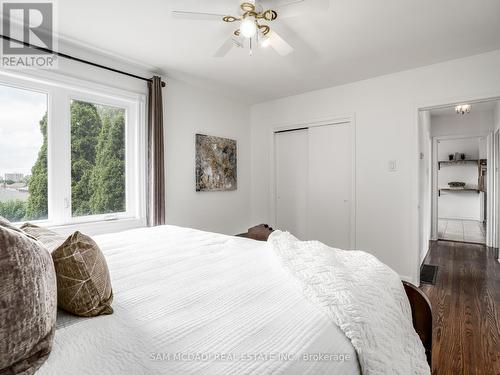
[268,231,430,375]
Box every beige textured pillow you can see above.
[0,215,26,235]
[52,231,113,317]
[21,222,66,253]
[0,223,57,374]
[20,224,114,317]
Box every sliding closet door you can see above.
[307,123,352,248]
[275,129,308,239]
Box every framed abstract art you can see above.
[195,134,237,192]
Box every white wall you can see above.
[52,39,151,95]
[164,78,251,235]
[250,49,500,284]
[495,101,500,259]
[438,190,482,220]
[479,137,488,159]
[436,137,481,161]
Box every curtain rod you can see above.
[0,35,166,87]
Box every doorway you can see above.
[435,136,486,244]
[418,99,500,260]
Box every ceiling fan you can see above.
[172,0,328,57]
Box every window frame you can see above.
[0,70,147,232]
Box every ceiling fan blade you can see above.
[260,0,329,18]
[213,37,241,57]
[172,10,226,21]
[268,30,294,56]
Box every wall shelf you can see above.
[438,160,479,170]
[438,188,482,197]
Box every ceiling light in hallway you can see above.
[455,104,472,115]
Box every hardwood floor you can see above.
[421,240,500,375]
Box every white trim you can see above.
[487,134,493,246]
[432,133,492,141]
[494,129,500,248]
[64,91,143,223]
[431,132,492,242]
[431,138,438,241]
[49,87,70,224]
[269,114,357,249]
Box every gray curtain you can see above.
[147,76,165,226]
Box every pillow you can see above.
[52,231,113,317]
[21,222,66,253]
[0,224,57,374]
[0,215,27,235]
[21,224,113,317]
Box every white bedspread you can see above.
[268,231,430,375]
[38,225,360,375]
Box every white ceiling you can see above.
[57,0,500,103]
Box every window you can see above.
[70,100,126,217]
[0,72,145,228]
[0,84,48,222]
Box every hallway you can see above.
[438,219,486,244]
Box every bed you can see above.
[37,224,431,375]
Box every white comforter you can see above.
[38,225,360,375]
[268,231,430,375]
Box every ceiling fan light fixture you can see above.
[240,17,257,38]
[172,0,297,57]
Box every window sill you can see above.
[47,217,146,237]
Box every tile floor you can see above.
[438,219,486,244]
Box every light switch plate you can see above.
[388,160,397,172]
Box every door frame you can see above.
[493,129,500,248]
[431,133,492,243]
[414,94,500,284]
[269,114,357,249]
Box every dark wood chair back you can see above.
[403,280,433,367]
